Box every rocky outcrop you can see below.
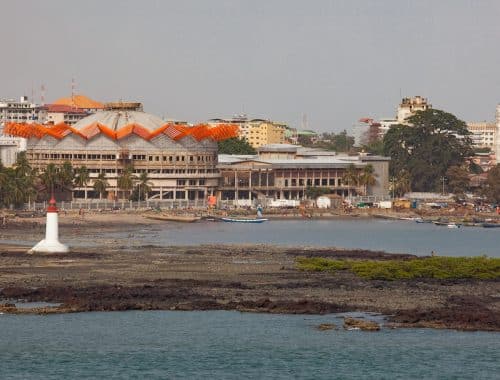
[343,317,380,331]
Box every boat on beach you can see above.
[220,217,268,223]
[144,214,201,223]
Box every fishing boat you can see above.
[220,217,268,223]
[145,214,201,223]
[482,223,500,228]
[415,219,432,224]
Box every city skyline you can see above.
[2,0,500,131]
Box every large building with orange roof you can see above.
[5,102,238,201]
[53,94,104,111]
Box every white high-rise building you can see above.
[496,104,500,163]
[0,96,45,166]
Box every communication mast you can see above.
[40,83,46,105]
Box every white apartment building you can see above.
[0,96,46,166]
[466,122,496,149]
[496,105,500,163]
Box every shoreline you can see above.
[0,243,498,332]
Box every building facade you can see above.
[209,115,285,148]
[496,104,500,163]
[45,104,91,125]
[6,102,238,201]
[396,96,432,123]
[466,122,496,149]
[0,96,47,166]
[217,144,389,205]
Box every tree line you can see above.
[0,153,154,208]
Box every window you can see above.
[177,180,186,186]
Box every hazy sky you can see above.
[2,0,499,132]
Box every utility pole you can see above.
[441,176,446,195]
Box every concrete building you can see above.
[496,104,500,163]
[0,96,46,166]
[397,96,431,123]
[209,115,285,148]
[217,144,389,205]
[466,122,496,149]
[6,102,238,201]
[45,104,91,125]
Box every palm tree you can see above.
[39,163,59,197]
[392,170,411,198]
[342,164,359,196]
[13,152,32,177]
[74,166,90,200]
[59,161,74,193]
[136,172,153,201]
[359,164,377,195]
[93,172,109,200]
[3,167,32,208]
[117,165,136,200]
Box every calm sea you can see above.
[1,311,499,379]
[90,219,500,257]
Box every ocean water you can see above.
[91,219,500,257]
[0,311,498,379]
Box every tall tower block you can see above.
[496,104,500,164]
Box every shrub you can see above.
[296,256,500,280]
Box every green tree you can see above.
[390,169,412,198]
[93,172,109,200]
[445,165,470,197]
[482,164,500,203]
[342,164,359,195]
[117,165,136,200]
[131,172,153,201]
[13,152,33,177]
[305,186,330,199]
[362,139,385,155]
[39,163,59,195]
[59,161,74,192]
[74,166,90,199]
[383,109,473,192]
[217,137,256,155]
[359,164,377,195]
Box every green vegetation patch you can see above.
[296,256,500,280]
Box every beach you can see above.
[0,212,498,331]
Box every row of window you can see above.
[177,179,205,186]
[132,155,215,163]
[284,178,345,187]
[30,153,217,162]
[70,168,217,175]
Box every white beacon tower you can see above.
[28,197,69,253]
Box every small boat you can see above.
[447,223,461,229]
[221,217,268,223]
[433,221,449,226]
[145,214,201,223]
[415,219,432,224]
[482,223,500,228]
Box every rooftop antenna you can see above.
[40,83,46,105]
[31,81,34,103]
[71,77,76,106]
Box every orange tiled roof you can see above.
[53,95,104,109]
[3,122,238,142]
